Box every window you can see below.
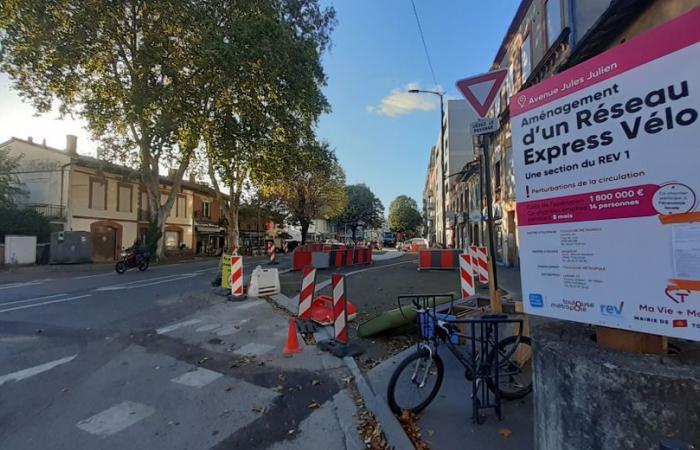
[546,0,563,47]
[89,178,107,210]
[165,231,179,249]
[117,184,132,212]
[495,161,502,190]
[176,195,187,218]
[521,34,532,83]
[202,201,211,218]
[506,64,514,98]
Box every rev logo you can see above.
[600,301,624,317]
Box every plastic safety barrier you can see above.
[418,248,462,270]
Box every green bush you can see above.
[0,207,51,243]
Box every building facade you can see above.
[1,136,221,261]
[423,99,479,247]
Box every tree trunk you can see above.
[351,225,357,242]
[225,182,242,249]
[300,219,310,245]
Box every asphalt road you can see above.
[0,257,354,450]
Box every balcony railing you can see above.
[26,203,65,220]
[194,210,213,223]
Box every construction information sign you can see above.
[510,8,700,340]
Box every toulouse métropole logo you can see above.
[517,95,527,108]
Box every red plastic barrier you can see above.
[345,247,355,266]
[364,248,372,265]
[293,249,312,271]
[418,249,460,270]
[333,249,346,267]
[355,248,365,265]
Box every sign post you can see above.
[510,8,700,345]
[457,69,508,312]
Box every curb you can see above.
[342,356,414,449]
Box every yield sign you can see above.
[456,69,508,117]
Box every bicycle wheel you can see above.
[387,348,444,414]
[487,335,533,400]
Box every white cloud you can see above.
[367,82,441,118]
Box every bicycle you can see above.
[386,294,533,415]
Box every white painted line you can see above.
[0,294,92,314]
[0,278,53,291]
[76,401,155,437]
[195,323,221,333]
[171,367,222,388]
[95,273,199,291]
[0,293,67,307]
[156,318,202,335]
[234,301,264,310]
[0,354,77,387]
[72,272,114,280]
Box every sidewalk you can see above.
[367,346,534,449]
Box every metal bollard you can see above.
[660,439,695,450]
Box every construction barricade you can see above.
[418,248,462,270]
[292,245,372,270]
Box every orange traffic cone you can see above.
[283,318,302,357]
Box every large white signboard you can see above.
[510,8,700,340]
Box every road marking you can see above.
[195,323,221,332]
[0,293,67,307]
[0,294,92,314]
[234,301,264,310]
[76,401,155,437]
[233,343,274,356]
[72,272,114,280]
[171,367,222,388]
[156,318,202,335]
[0,278,53,291]
[95,272,200,291]
[215,320,249,336]
[0,354,77,387]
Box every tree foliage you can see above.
[388,195,422,236]
[0,207,51,243]
[335,184,384,240]
[261,142,346,244]
[0,149,27,208]
[197,0,336,246]
[0,0,208,256]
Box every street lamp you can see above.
[410,89,447,247]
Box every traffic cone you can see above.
[283,318,302,356]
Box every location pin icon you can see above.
[517,95,527,108]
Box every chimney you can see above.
[66,135,78,155]
[27,136,33,143]
[168,168,178,179]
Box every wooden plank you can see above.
[596,326,668,354]
[487,256,503,313]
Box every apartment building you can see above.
[1,135,220,261]
[423,99,478,247]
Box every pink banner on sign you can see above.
[510,6,700,116]
[517,184,660,226]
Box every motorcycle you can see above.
[115,250,150,274]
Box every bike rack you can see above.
[461,315,524,424]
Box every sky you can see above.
[0,0,519,213]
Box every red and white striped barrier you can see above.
[298,266,316,320]
[332,274,347,344]
[459,253,475,298]
[267,242,277,265]
[230,255,244,298]
[476,246,489,283]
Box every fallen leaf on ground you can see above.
[498,427,513,438]
[307,401,321,409]
[197,356,209,365]
[311,379,320,386]
[398,410,431,450]
[251,406,268,414]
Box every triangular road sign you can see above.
[456,69,508,117]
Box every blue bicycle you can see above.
[387,294,533,414]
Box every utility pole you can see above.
[480,133,499,292]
